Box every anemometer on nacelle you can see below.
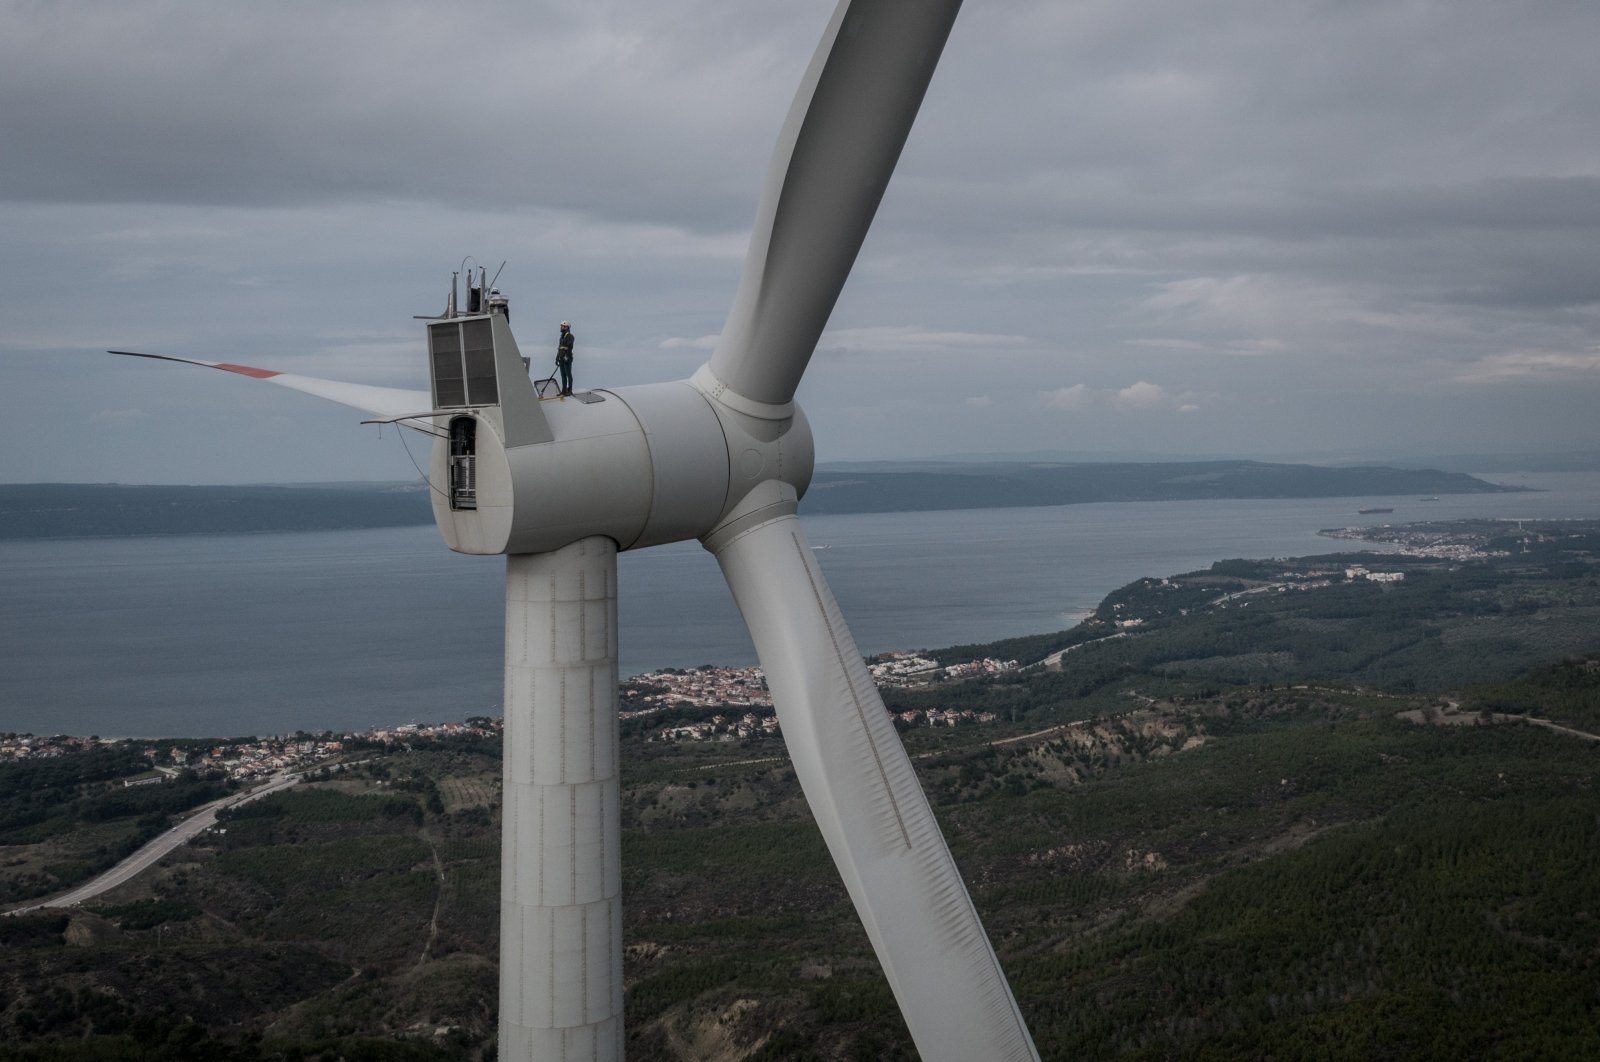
[419,265,813,560]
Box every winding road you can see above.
[6,771,302,916]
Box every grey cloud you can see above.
[0,0,827,227]
[4,0,1600,481]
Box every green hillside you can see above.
[2,519,1596,1060]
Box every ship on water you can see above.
[1358,507,1395,514]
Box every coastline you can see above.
[6,478,1600,739]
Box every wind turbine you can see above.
[113,1,1038,1059]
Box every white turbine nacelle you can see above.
[423,305,814,557]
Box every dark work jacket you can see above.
[557,331,575,365]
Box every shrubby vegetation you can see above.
[0,752,228,904]
[3,522,1596,1058]
[1467,653,1600,729]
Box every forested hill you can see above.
[803,460,1520,515]
[1,461,1520,538]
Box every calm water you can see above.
[3,472,1597,738]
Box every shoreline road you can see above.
[5,771,303,916]
[1033,632,1129,670]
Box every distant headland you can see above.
[0,460,1526,539]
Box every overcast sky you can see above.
[3,0,1598,484]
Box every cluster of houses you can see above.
[364,719,499,744]
[650,704,1003,743]
[868,651,1018,687]
[182,738,347,781]
[1344,565,1406,583]
[0,733,99,761]
[623,665,771,709]
[627,656,1014,743]
[653,711,782,743]
[0,733,352,783]
[1319,523,1514,560]
[891,708,1000,728]
[4,719,507,789]
[206,720,502,777]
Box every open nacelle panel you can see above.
[425,307,552,554]
[429,318,500,408]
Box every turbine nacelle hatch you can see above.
[422,290,813,557]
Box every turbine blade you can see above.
[705,0,962,409]
[109,350,430,422]
[709,513,1037,1062]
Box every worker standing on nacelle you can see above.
[556,321,575,395]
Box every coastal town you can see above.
[0,732,359,782]
[1317,517,1547,560]
[619,653,1016,741]
[1,650,1020,772]
[13,519,1573,774]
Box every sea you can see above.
[3,471,1597,739]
